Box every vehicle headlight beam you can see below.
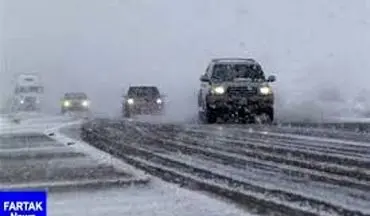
[212,86,225,94]
[127,98,134,105]
[63,101,70,107]
[82,100,90,107]
[260,87,272,95]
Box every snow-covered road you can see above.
[80,118,370,216]
[49,184,248,216]
[0,114,252,216]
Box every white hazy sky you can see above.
[1,0,370,120]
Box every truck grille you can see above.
[24,97,37,103]
[227,86,257,96]
[71,100,82,106]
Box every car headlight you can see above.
[20,100,24,104]
[212,86,225,94]
[156,98,162,104]
[260,86,272,95]
[82,100,90,107]
[127,98,134,105]
[63,100,71,107]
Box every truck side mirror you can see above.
[200,75,210,83]
[267,75,276,82]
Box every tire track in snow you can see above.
[81,120,370,216]
[81,126,346,216]
[143,123,370,170]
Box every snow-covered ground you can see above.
[324,116,370,123]
[0,114,253,216]
[49,184,250,216]
[0,116,11,128]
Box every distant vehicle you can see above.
[350,90,370,117]
[61,92,90,114]
[198,57,276,124]
[10,73,44,112]
[122,86,165,117]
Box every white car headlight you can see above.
[63,101,71,107]
[82,100,90,107]
[260,86,272,95]
[127,98,134,105]
[156,98,162,104]
[212,86,225,94]
[20,100,24,104]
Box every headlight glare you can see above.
[260,87,271,95]
[156,98,162,104]
[63,100,70,107]
[212,86,225,94]
[82,100,89,107]
[127,98,134,105]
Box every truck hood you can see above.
[212,79,268,89]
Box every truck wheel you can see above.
[197,91,202,107]
[198,110,204,123]
[124,110,131,118]
[255,108,274,124]
[267,109,274,123]
[204,106,217,124]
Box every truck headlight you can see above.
[156,98,162,104]
[260,87,272,95]
[63,100,71,107]
[212,86,225,94]
[127,98,134,105]
[82,100,90,107]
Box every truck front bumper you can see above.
[125,103,164,115]
[15,103,40,111]
[206,94,273,114]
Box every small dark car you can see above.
[122,86,165,117]
[61,92,90,114]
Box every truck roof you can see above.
[211,58,258,64]
[128,85,158,89]
[64,92,87,98]
[15,74,41,86]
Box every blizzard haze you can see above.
[1,0,370,121]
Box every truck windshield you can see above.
[16,86,43,94]
[128,87,160,98]
[65,93,88,100]
[211,64,265,82]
